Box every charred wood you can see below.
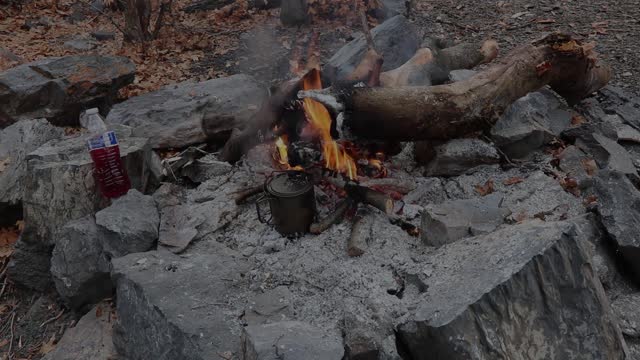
[310,199,355,234]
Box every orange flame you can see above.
[302,69,357,180]
[273,135,303,171]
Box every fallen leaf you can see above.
[96,305,103,318]
[581,159,598,176]
[475,179,495,196]
[39,335,57,355]
[503,177,524,186]
[0,157,10,173]
[571,115,586,125]
[584,194,597,206]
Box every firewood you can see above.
[380,39,499,87]
[348,212,372,257]
[233,185,263,205]
[310,199,355,234]
[344,183,394,215]
[302,33,611,142]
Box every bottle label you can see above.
[88,131,119,151]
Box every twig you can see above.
[0,277,8,299]
[355,0,375,51]
[82,0,128,36]
[152,0,173,39]
[40,309,65,328]
[233,185,263,205]
[310,199,355,234]
[8,311,16,358]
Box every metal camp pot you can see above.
[256,171,316,237]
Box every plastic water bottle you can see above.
[83,108,131,198]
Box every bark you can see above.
[342,33,611,141]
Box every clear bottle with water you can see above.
[83,108,131,198]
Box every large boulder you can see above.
[397,221,627,359]
[0,56,135,127]
[490,90,574,159]
[42,303,117,360]
[8,126,149,291]
[112,249,253,360]
[592,170,640,280]
[51,190,159,309]
[242,321,344,360]
[0,119,64,206]
[105,74,267,149]
[323,15,420,83]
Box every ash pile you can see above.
[3,13,640,360]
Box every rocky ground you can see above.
[2,0,640,359]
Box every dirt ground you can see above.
[1,0,639,358]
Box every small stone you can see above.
[622,72,633,77]
[91,30,116,41]
[64,39,98,51]
[424,138,500,176]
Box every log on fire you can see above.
[302,33,611,142]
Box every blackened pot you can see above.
[257,171,316,237]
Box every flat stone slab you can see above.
[398,221,627,359]
[106,74,267,149]
[242,321,344,360]
[425,138,500,177]
[112,249,253,360]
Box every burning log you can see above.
[380,39,499,87]
[310,198,355,234]
[301,33,611,142]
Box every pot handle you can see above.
[256,194,272,225]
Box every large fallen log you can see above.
[303,33,611,142]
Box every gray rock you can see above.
[611,293,640,338]
[0,119,64,205]
[42,303,116,360]
[8,239,55,291]
[491,90,574,159]
[91,30,115,41]
[558,145,597,186]
[421,193,511,247]
[158,177,238,253]
[96,189,159,257]
[587,133,638,179]
[280,0,308,26]
[180,153,233,183]
[448,69,477,82]
[50,215,111,310]
[344,313,386,360]
[112,250,252,360]
[402,178,447,207]
[425,138,500,177]
[397,221,627,359]
[63,39,98,51]
[0,56,135,127]
[8,127,149,290]
[244,286,293,325]
[373,0,409,19]
[242,321,344,360]
[593,170,640,279]
[106,74,267,149]
[0,47,23,64]
[616,124,640,144]
[324,16,420,83]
